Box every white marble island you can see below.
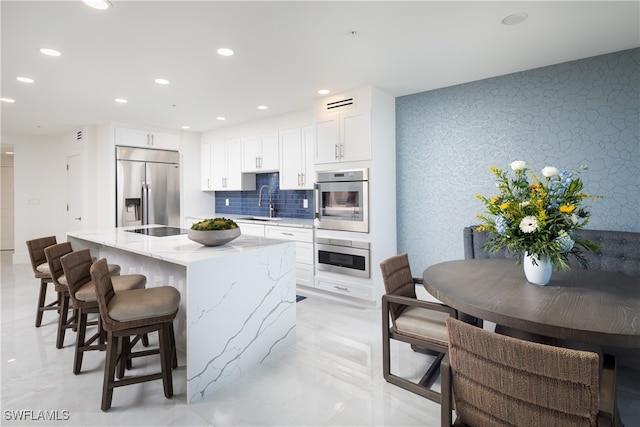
[67,225,296,403]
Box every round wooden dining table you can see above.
[422,259,640,348]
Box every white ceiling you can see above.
[2,1,639,137]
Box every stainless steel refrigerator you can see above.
[116,146,180,227]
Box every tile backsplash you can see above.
[214,172,314,219]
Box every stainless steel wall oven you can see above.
[315,168,369,233]
[316,237,370,278]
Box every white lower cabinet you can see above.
[239,223,265,237]
[264,225,314,287]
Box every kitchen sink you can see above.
[237,216,284,222]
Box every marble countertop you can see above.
[67,225,292,267]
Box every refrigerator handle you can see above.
[141,182,148,225]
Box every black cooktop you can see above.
[126,226,189,237]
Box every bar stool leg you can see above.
[56,292,69,349]
[159,323,174,398]
[35,280,49,327]
[102,332,119,411]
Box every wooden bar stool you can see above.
[90,258,180,411]
[26,236,58,327]
[45,243,123,349]
[60,248,147,374]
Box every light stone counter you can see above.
[67,225,296,403]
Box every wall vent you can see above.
[325,97,355,112]
[76,130,84,141]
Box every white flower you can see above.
[520,201,530,208]
[542,166,560,178]
[509,160,527,171]
[519,216,538,233]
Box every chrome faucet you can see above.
[258,185,275,218]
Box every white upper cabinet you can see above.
[314,99,371,164]
[279,126,314,190]
[201,143,213,191]
[210,139,255,191]
[242,132,279,172]
[115,127,180,151]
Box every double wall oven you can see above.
[315,168,370,279]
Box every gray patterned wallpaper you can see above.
[396,48,639,273]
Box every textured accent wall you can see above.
[396,48,639,273]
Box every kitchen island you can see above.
[67,225,296,403]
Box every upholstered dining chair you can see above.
[26,236,58,327]
[90,258,180,411]
[380,252,457,403]
[442,317,620,427]
[59,248,147,374]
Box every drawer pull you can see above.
[334,285,350,292]
[281,232,294,236]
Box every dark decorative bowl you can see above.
[187,227,241,246]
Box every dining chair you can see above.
[90,258,180,411]
[380,252,457,403]
[59,248,147,374]
[26,236,58,327]
[442,317,620,427]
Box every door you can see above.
[0,154,14,250]
[66,154,84,232]
[116,160,145,227]
[146,162,180,226]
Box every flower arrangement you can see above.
[476,161,600,270]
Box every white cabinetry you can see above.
[201,144,213,191]
[265,225,314,287]
[242,132,279,172]
[315,107,370,164]
[211,139,255,191]
[279,126,314,190]
[238,222,265,237]
[115,127,180,151]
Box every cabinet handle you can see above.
[281,232,294,236]
[207,178,210,188]
[334,285,350,292]
[151,134,154,145]
[340,143,344,159]
[255,156,259,169]
[301,173,305,186]
[334,144,339,160]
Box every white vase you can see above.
[523,252,552,285]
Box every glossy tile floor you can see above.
[2,250,638,426]
[1,251,441,426]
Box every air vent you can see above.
[76,130,83,141]
[325,97,355,112]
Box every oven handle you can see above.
[314,183,319,219]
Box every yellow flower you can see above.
[490,196,500,205]
[499,202,510,210]
[560,205,575,213]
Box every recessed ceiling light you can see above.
[16,77,35,83]
[318,89,330,95]
[114,98,128,104]
[257,105,268,110]
[0,98,16,103]
[154,78,170,85]
[40,48,61,57]
[83,0,111,10]
[5,151,14,155]
[181,125,190,130]
[216,116,226,121]
[502,12,528,25]
[217,48,234,57]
